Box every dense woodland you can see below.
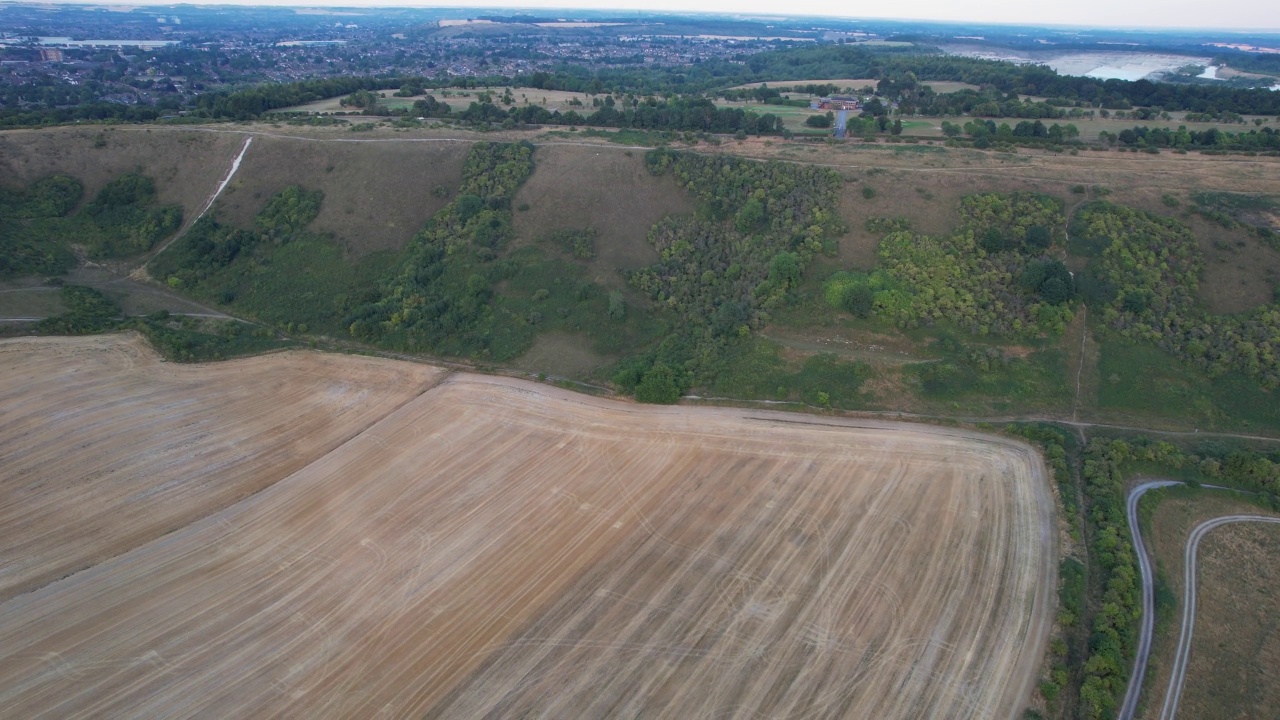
[0,172,181,276]
[1075,203,1280,390]
[612,150,846,399]
[0,175,81,278]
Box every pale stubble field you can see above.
[0,334,1055,719]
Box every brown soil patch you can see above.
[0,333,442,602]
[0,126,243,219]
[512,144,695,280]
[1139,490,1280,720]
[761,324,919,366]
[0,337,1053,719]
[214,135,470,256]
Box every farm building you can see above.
[810,95,861,111]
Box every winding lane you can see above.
[1120,480,1180,720]
[1158,514,1280,720]
[1120,481,1276,720]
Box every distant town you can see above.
[3,4,1279,117]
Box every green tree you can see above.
[1025,225,1051,249]
[804,113,832,129]
[1021,259,1074,304]
[843,284,875,317]
[635,363,682,404]
[980,227,1009,253]
[734,198,765,232]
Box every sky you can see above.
[29,0,1280,31]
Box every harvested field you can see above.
[0,334,443,602]
[281,87,596,115]
[729,78,879,91]
[922,81,982,94]
[0,335,1054,719]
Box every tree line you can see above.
[1106,124,1280,152]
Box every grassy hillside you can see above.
[214,136,471,256]
[3,124,1278,434]
[511,143,695,282]
[0,127,243,220]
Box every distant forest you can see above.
[5,44,1280,129]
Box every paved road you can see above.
[1158,513,1280,720]
[1120,480,1181,720]
[1120,481,1273,720]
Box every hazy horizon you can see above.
[8,0,1280,33]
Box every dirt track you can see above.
[0,335,1055,719]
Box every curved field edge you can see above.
[0,335,1055,719]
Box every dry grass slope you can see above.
[0,127,243,218]
[214,135,470,256]
[512,144,695,277]
[1178,522,1280,719]
[0,337,1053,719]
[1141,493,1280,720]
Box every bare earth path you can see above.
[0,335,1055,719]
[133,135,253,276]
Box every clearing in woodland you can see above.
[0,334,1054,719]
